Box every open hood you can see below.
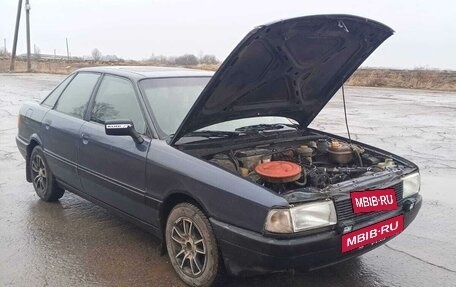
[171,15,393,144]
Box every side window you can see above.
[91,75,146,134]
[42,74,75,107]
[55,73,100,119]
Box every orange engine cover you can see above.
[255,161,302,183]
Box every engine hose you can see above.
[228,150,240,171]
[354,150,363,167]
[294,169,307,186]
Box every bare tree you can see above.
[147,53,218,66]
[199,54,219,65]
[0,48,10,57]
[91,48,102,61]
[148,54,174,65]
[174,54,199,66]
[103,54,120,62]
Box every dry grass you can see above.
[347,68,456,91]
[1,58,454,91]
[0,58,133,74]
[0,58,220,74]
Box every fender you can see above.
[25,133,43,182]
[29,133,43,147]
[162,188,208,208]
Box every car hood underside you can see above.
[171,14,393,144]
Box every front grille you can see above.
[334,182,403,221]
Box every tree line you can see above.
[147,53,219,66]
[1,46,220,66]
[92,49,220,65]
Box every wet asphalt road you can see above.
[1,73,456,286]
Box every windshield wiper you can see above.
[184,130,240,138]
[234,123,298,133]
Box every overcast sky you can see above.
[1,0,455,69]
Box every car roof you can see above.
[76,66,214,80]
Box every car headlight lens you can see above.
[265,200,337,233]
[264,209,293,233]
[290,200,337,232]
[402,172,420,198]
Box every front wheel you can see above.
[30,146,64,202]
[165,203,223,287]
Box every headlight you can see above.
[402,172,420,198]
[289,200,337,232]
[264,209,293,233]
[265,200,337,233]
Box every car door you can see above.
[78,74,151,222]
[41,72,101,190]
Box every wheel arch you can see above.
[25,136,42,182]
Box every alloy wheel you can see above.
[170,217,207,277]
[31,154,47,193]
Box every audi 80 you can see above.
[16,15,421,286]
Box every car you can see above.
[16,14,421,287]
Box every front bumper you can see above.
[211,194,422,276]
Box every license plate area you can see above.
[350,188,398,213]
[341,214,404,253]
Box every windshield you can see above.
[200,117,296,132]
[141,77,296,137]
[141,77,210,135]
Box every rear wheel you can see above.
[165,203,223,286]
[30,146,64,201]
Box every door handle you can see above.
[81,133,89,144]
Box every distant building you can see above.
[17,53,122,62]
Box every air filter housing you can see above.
[255,161,302,183]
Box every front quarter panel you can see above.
[146,140,288,233]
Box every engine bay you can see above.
[207,138,403,195]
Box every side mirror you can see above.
[105,119,144,144]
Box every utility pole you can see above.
[66,38,70,61]
[3,38,6,54]
[25,0,31,72]
[10,0,23,71]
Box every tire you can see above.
[29,146,65,202]
[165,203,224,287]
